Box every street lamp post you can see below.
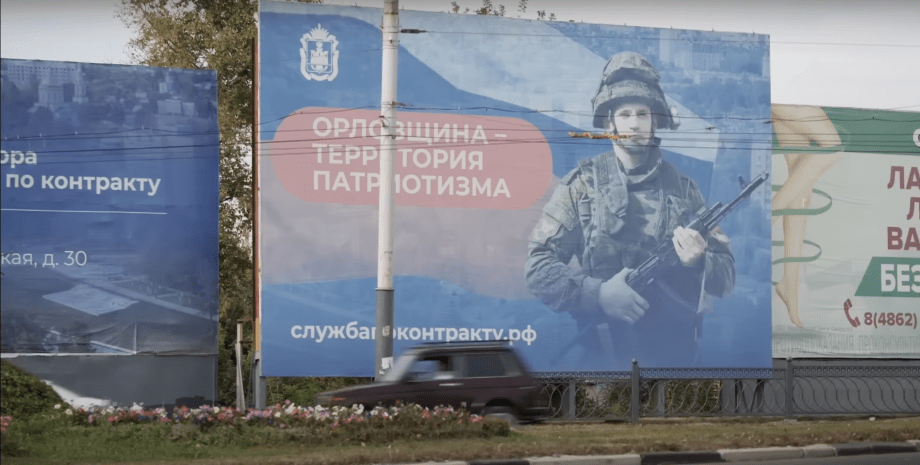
[375,0,399,380]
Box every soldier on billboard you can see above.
[524,52,735,368]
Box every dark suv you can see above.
[315,342,547,422]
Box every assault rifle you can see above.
[626,172,769,294]
[549,173,769,367]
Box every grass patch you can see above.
[2,411,917,464]
[0,361,64,419]
[0,403,509,464]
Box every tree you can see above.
[119,0,552,406]
[118,0,320,406]
[450,0,555,20]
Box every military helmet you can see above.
[592,52,676,130]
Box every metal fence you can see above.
[535,359,920,421]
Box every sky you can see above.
[1,0,918,112]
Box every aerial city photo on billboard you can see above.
[258,2,773,376]
[771,105,920,359]
[1,59,220,358]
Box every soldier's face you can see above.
[609,103,653,147]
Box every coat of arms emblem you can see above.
[300,24,339,81]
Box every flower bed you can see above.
[1,401,509,457]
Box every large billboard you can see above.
[1,59,219,403]
[771,105,920,358]
[258,2,773,375]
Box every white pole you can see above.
[376,0,398,380]
[235,322,246,410]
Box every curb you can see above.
[716,446,804,461]
[406,440,920,465]
[640,451,722,464]
[528,456,640,465]
[830,441,919,456]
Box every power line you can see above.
[5,126,915,147]
[9,135,917,166]
[6,107,915,144]
[341,27,920,49]
[5,126,917,161]
[883,103,920,111]
[8,127,917,149]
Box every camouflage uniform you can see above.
[525,52,735,367]
[525,149,735,366]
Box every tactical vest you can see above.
[566,149,705,366]
[569,149,701,282]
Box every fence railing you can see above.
[534,359,920,421]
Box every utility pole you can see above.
[252,33,266,409]
[375,0,398,380]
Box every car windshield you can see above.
[378,351,417,382]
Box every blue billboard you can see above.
[258,2,773,375]
[1,59,219,358]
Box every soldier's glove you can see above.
[598,268,649,324]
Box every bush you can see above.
[0,361,65,419]
[0,402,507,460]
[266,377,369,407]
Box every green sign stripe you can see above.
[771,106,920,156]
[771,187,832,216]
[854,257,920,298]
[771,240,823,265]
[770,240,823,286]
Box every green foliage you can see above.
[475,0,505,16]
[480,416,512,436]
[118,0,325,406]
[451,0,555,20]
[667,380,722,415]
[0,404,506,460]
[546,380,723,419]
[266,377,369,407]
[2,401,917,463]
[117,0,552,406]
[0,361,65,419]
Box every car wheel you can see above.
[482,406,519,426]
